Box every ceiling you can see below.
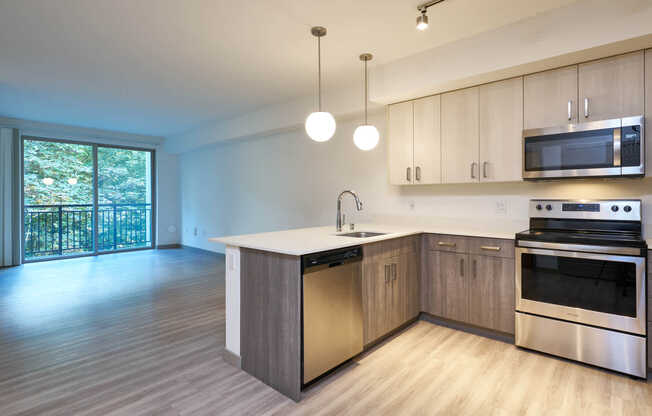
[0,0,579,137]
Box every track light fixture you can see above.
[416,0,446,31]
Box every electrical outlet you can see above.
[495,201,507,215]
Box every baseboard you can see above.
[222,348,241,369]
[156,243,181,249]
[181,245,224,257]
[419,312,515,344]
[363,316,419,350]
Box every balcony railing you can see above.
[24,203,152,259]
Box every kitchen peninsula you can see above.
[211,222,524,401]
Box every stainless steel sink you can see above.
[338,231,387,238]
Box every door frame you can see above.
[21,135,156,263]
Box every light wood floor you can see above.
[0,248,650,415]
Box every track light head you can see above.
[416,0,446,30]
[416,11,428,31]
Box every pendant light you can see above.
[353,53,379,151]
[305,26,336,142]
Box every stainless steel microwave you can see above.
[522,116,644,179]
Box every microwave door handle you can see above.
[584,97,589,118]
[567,100,572,121]
[613,127,621,167]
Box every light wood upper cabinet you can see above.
[388,101,413,185]
[524,65,578,129]
[578,51,645,122]
[479,77,523,182]
[646,49,652,178]
[441,87,479,184]
[413,96,441,184]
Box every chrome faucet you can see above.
[336,190,363,232]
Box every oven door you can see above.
[515,246,646,335]
[523,118,622,179]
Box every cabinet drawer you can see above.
[468,238,514,258]
[426,234,467,253]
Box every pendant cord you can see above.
[364,59,368,125]
[317,36,322,112]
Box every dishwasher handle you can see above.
[302,246,363,272]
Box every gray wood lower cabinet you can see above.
[422,234,515,335]
[362,237,419,345]
[442,252,469,322]
[240,248,302,401]
[469,255,515,334]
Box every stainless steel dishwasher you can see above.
[302,246,363,384]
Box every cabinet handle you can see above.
[567,100,572,120]
[415,166,421,181]
[437,241,456,247]
[406,167,411,182]
[584,97,589,118]
[472,259,477,279]
[470,162,476,179]
[482,161,488,178]
[384,264,390,283]
[391,263,397,282]
[460,258,464,277]
[480,245,501,251]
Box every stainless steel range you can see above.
[515,199,647,378]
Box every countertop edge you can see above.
[211,228,520,256]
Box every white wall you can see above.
[156,149,180,246]
[180,114,652,253]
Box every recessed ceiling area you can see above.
[0,0,579,137]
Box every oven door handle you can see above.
[515,246,644,264]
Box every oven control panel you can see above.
[529,200,641,221]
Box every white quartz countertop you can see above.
[210,223,523,256]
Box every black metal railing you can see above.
[24,203,152,259]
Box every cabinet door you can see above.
[493,256,515,334]
[524,65,578,129]
[468,255,515,334]
[422,250,445,317]
[413,95,441,184]
[578,51,644,122]
[362,258,390,344]
[387,256,403,331]
[441,252,468,322]
[403,252,420,321]
[479,77,523,182]
[646,49,652,178]
[388,102,414,185]
[468,255,493,329]
[441,87,479,184]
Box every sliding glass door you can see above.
[22,137,154,262]
[98,147,153,252]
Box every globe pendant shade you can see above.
[353,125,379,150]
[305,111,336,142]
